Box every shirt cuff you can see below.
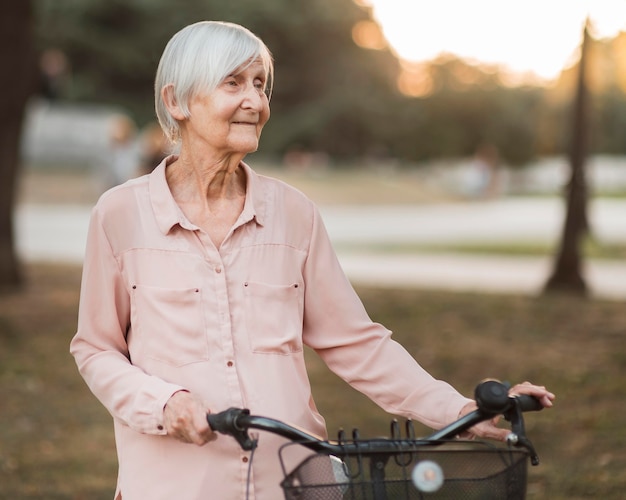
[152,385,189,435]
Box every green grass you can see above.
[334,238,626,261]
[1,264,625,499]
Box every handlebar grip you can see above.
[474,380,544,414]
[207,408,259,451]
[206,407,248,434]
[514,394,544,412]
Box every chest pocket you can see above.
[131,284,209,366]
[243,281,304,354]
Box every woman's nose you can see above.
[241,84,265,110]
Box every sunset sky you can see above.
[359,0,626,82]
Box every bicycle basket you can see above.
[280,440,528,500]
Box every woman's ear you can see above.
[161,84,186,121]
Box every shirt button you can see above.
[157,425,163,431]
[242,456,249,463]
[227,361,234,367]
[215,266,222,274]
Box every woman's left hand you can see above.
[459,381,555,441]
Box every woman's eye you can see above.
[222,77,238,87]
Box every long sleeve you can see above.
[302,206,471,430]
[70,205,185,434]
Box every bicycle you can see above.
[207,380,544,499]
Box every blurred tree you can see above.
[0,0,36,288]
[32,0,626,165]
[544,20,592,296]
[591,32,626,156]
[388,59,544,166]
[594,90,626,154]
[34,0,402,161]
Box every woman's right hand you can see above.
[163,390,216,445]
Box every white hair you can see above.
[154,21,274,144]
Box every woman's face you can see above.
[180,58,270,157]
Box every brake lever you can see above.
[504,398,540,465]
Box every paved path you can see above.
[338,251,626,300]
[320,198,626,245]
[15,198,626,300]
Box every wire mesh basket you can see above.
[280,440,528,500]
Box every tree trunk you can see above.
[0,0,36,288]
[544,20,591,296]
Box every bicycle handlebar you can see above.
[207,380,543,464]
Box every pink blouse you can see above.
[70,156,470,499]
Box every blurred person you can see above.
[70,21,554,500]
[100,114,140,189]
[464,142,502,199]
[39,48,69,101]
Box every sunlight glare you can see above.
[352,20,387,50]
[362,0,626,82]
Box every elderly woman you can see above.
[70,21,554,500]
